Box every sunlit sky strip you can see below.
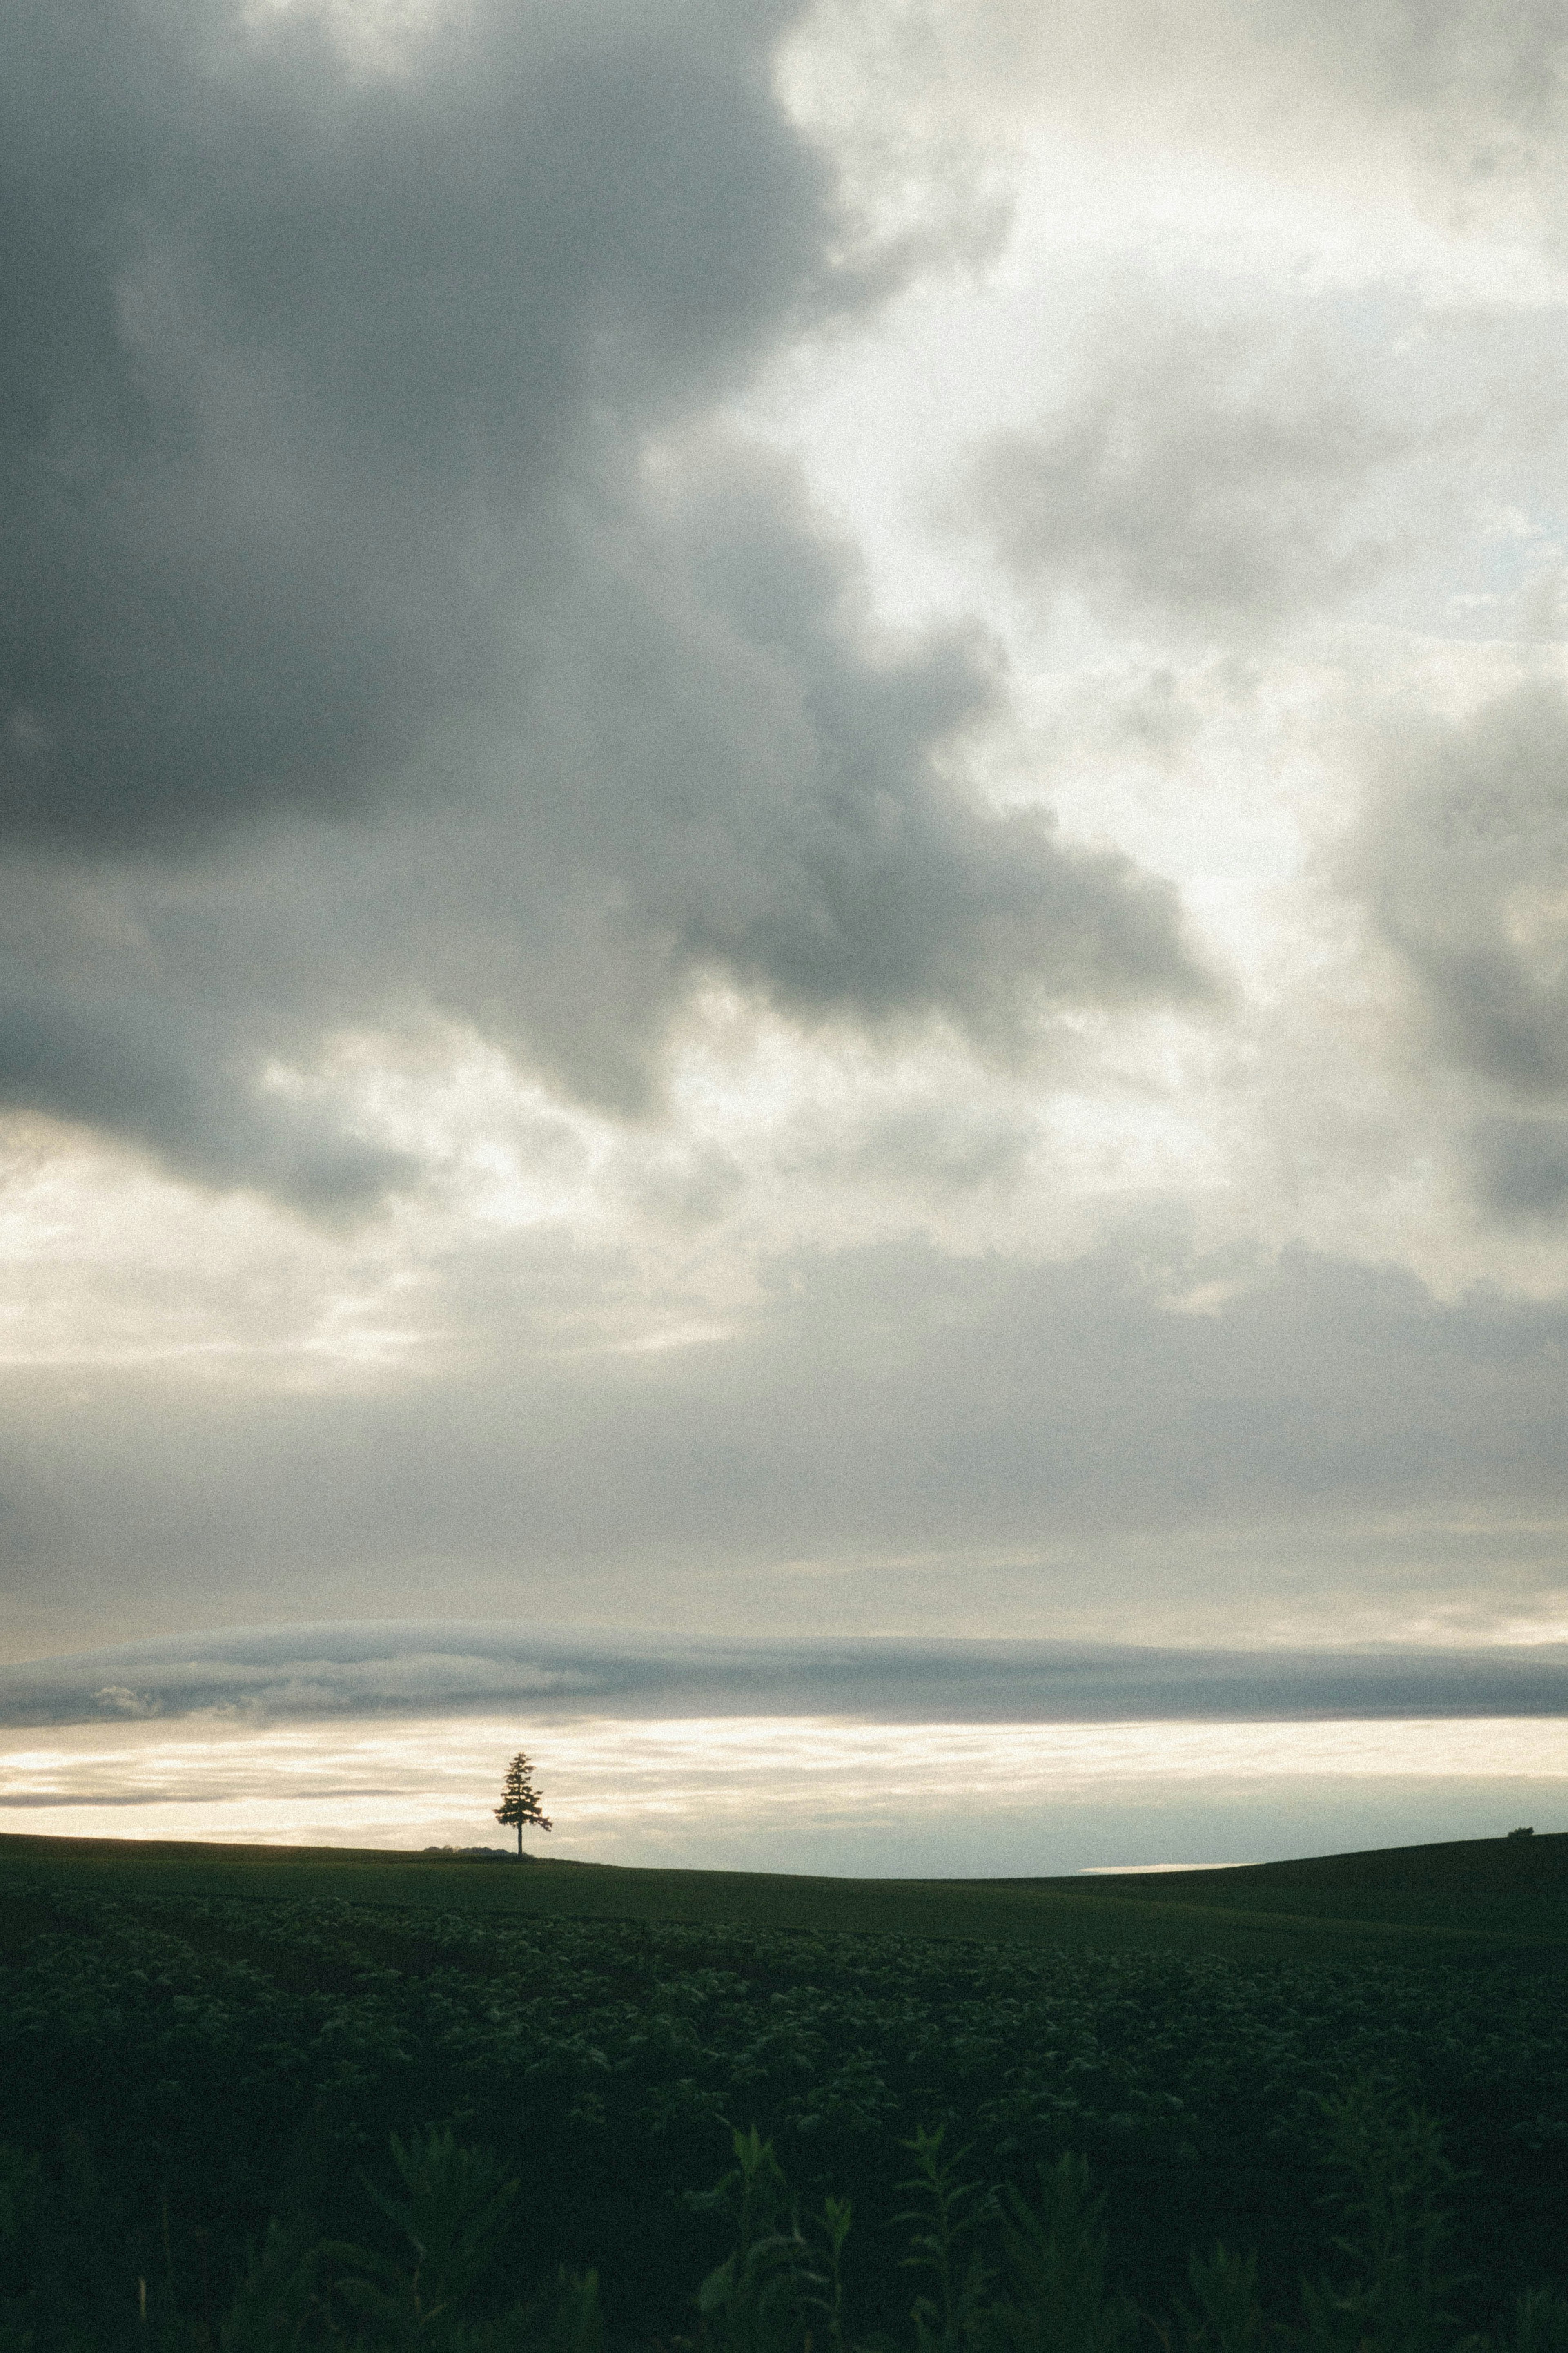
[3,1715,1563,1874]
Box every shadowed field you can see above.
[4,1825,1564,1965]
[5,1826,1568,2343]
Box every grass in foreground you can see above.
[7,2097,1564,2352]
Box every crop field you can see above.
[7,1824,1567,1960]
[1,1831,1566,2349]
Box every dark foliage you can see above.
[1,1876,1565,2349]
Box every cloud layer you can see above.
[969,317,1405,637]
[1366,685,1568,1098]
[3,0,1568,1796]
[3,0,831,850]
[4,1620,1566,1730]
[4,1240,1565,1656]
[0,0,1209,1205]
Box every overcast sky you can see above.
[3,0,1567,1862]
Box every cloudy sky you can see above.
[3,0,1566,1867]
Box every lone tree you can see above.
[494,1751,552,1859]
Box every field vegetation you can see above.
[1,1830,1564,2351]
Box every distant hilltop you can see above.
[421,1845,523,1862]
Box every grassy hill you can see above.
[4,1824,1565,1966]
[1068,1829,1568,1945]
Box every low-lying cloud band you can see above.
[3,1623,1566,1731]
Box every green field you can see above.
[3,1828,1566,2349]
[4,1822,1565,1965]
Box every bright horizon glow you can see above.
[3,1714,1563,1877]
[1077,1862,1243,1874]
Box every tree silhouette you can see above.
[494,1751,552,1859]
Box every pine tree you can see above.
[494,1751,552,1859]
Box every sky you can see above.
[2,0,1566,1869]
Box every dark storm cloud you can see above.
[0,0,1207,1195]
[1363,684,1568,1128]
[0,968,412,1211]
[966,319,1404,636]
[4,1239,1565,1634]
[415,453,1209,1106]
[2,1621,1565,1730]
[1,0,829,850]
